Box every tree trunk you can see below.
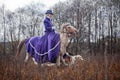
[88,12,91,54]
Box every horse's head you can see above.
[61,23,78,36]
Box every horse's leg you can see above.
[32,58,38,65]
[60,50,68,66]
[65,52,71,57]
[61,54,68,66]
[24,52,38,65]
[24,52,30,63]
[56,51,67,66]
[56,53,61,66]
[57,48,68,66]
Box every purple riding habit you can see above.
[25,17,60,63]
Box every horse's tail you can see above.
[15,39,25,59]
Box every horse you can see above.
[15,23,78,66]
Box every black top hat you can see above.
[45,10,53,15]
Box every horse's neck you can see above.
[60,32,69,40]
[61,32,68,36]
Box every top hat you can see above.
[45,10,53,15]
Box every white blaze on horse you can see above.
[15,23,78,66]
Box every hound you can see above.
[63,53,84,66]
[70,55,84,65]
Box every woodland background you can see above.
[0,0,120,80]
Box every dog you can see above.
[70,55,84,65]
[63,53,84,65]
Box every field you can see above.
[0,54,120,80]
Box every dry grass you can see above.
[0,54,120,80]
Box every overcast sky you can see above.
[0,0,66,11]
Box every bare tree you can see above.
[2,4,6,55]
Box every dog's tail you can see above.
[15,39,25,59]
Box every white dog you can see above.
[63,53,84,66]
[70,55,84,65]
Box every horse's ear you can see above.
[61,24,65,30]
[61,23,66,30]
[61,23,65,28]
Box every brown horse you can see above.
[15,23,78,66]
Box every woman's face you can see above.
[50,14,53,18]
[47,14,53,18]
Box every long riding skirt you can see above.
[25,32,60,63]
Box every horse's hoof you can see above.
[64,64,68,67]
[56,63,61,67]
[34,62,38,65]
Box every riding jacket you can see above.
[44,17,54,32]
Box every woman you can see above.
[44,10,54,32]
[25,10,60,63]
